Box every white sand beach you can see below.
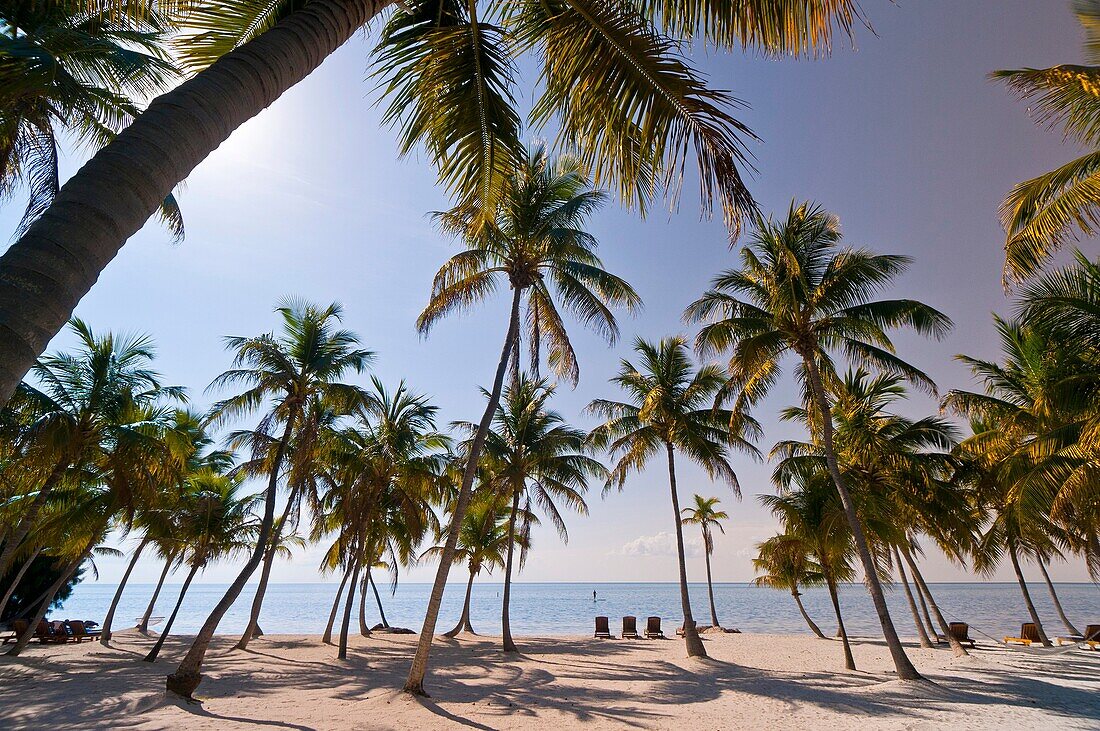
[1,630,1097,730]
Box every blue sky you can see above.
[2,0,1094,585]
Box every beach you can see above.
[2,630,1097,730]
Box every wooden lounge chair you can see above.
[621,616,640,639]
[35,620,68,644]
[2,619,28,644]
[1060,624,1100,649]
[1004,622,1041,646]
[66,620,99,643]
[949,622,976,648]
[594,616,613,639]
[645,616,666,639]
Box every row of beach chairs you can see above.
[1,619,100,644]
[594,616,668,640]
[1005,622,1100,648]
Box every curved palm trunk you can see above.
[791,587,827,639]
[144,563,200,662]
[444,567,477,637]
[1036,557,1080,636]
[138,552,174,634]
[7,539,93,656]
[0,460,67,577]
[824,573,856,670]
[501,490,521,653]
[0,0,394,407]
[338,557,362,660]
[666,443,706,658]
[235,495,297,651]
[167,416,296,698]
[900,546,968,657]
[803,359,920,680]
[893,546,933,649]
[914,579,940,642]
[404,287,522,695]
[358,572,370,637]
[323,566,352,644]
[702,535,720,628]
[368,570,388,629]
[1007,541,1051,647]
[100,537,150,645]
[0,547,41,620]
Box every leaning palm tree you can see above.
[685,201,952,680]
[588,336,757,658]
[681,494,728,628]
[752,533,828,639]
[992,0,1100,282]
[407,149,635,693]
[470,377,600,652]
[165,299,372,698]
[0,0,866,409]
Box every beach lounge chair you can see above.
[622,616,640,639]
[35,620,68,644]
[1004,622,1041,646]
[645,616,666,639]
[66,620,99,642]
[949,622,976,648]
[2,619,28,644]
[594,616,613,639]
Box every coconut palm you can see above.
[588,336,757,658]
[468,377,600,652]
[407,150,635,693]
[752,533,828,639]
[685,201,952,680]
[0,0,866,409]
[166,299,372,698]
[681,494,728,628]
[144,470,261,662]
[992,0,1100,282]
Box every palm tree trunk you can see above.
[803,358,920,680]
[703,535,720,628]
[338,557,362,660]
[900,546,968,657]
[323,566,351,645]
[1036,557,1080,636]
[893,545,933,648]
[138,552,174,634]
[501,489,520,653]
[368,570,388,629]
[235,493,297,651]
[445,567,477,637]
[167,414,297,698]
[6,538,94,656]
[915,583,940,641]
[404,286,522,695]
[0,0,395,407]
[0,547,40,620]
[791,587,827,639]
[144,563,200,662]
[665,443,706,658]
[0,460,67,577]
[358,571,370,637]
[100,537,150,645]
[824,573,856,670]
[1007,540,1052,647]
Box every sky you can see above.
[2,0,1096,586]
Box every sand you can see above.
[1,629,1097,730]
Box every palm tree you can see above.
[752,533,828,639]
[685,201,952,680]
[0,0,183,236]
[0,0,865,407]
[992,0,1100,282]
[681,494,728,628]
[588,336,757,658]
[407,149,635,693]
[471,377,600,652]
[144,471,261,662]
[166,299,372,698]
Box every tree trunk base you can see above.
[166,671,202,699]
[683,626,708,658]
[403,681,429,697]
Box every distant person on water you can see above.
[593,590,597,602]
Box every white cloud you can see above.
[615,531,703,558]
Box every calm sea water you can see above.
[55,580,1100,640]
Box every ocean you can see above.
[54,580,1099,640]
